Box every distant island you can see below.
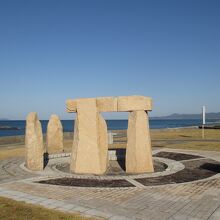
[152,112,220,120]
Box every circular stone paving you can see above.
[55,159,167,175]
[35,151,220,188]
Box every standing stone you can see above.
[47,114,64,154]
[98,113,108,173]
[126,111,154,173]
[70,98,108,174]
[25,112,44,171]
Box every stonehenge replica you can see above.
[66,95,154,174]
[25,95,154,174]
[25,113,64,171]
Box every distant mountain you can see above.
[151,112,220,120]
[0,118,10,120]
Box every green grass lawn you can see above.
[0,196,97,220]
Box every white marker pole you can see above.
[202,106,206,125]
[202,106,206,139]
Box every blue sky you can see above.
[0,0,220,119]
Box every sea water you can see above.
[0,119,217,137]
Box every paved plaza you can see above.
[0,148,220,220]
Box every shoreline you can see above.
[0,126,200,145]
[0,126,200,137]
[1,128,220,154]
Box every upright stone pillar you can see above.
[47,114,64,154]
[98,113,108,173]
[25,112,44,171]
[70,99,108,174]
[126,111,154,173]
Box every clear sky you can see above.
[0,0,220,120]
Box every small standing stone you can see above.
[25,112,44,171]
[47,114,64,154]
[126,110,154,173]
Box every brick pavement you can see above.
[0,149,220,220]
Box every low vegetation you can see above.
[154,141,220,151]
[0,147,24,160]
[0,196,95,220]
[151,128,220,140]
[0,128,219,160]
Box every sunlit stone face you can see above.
[67,95,154,174]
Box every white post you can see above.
[202,106,206,125]
[202,106,206,139]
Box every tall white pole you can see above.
[202,106,206,139]
[202,106,206,125]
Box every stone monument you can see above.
[66,95,154,174]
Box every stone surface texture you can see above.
[70,99,108,174]
[66,99,77,112]
[67,95,153,174]
[25,112,44,171]
[117,96,152,111]
[96,97,117,112]
[47,114,64,154]
[126,111,154,173]
[98,113,108,173]
[66,96,152,112]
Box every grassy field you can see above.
[0,147,24,160]
[0,196,96,220]
[0,128,220,160]
[151,128,220,140]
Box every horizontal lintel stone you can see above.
[117,96,152,111]
[96,97,117,112]
[66,96,152,112]
[66,99,77,112]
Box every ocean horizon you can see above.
[0,119,218,137]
